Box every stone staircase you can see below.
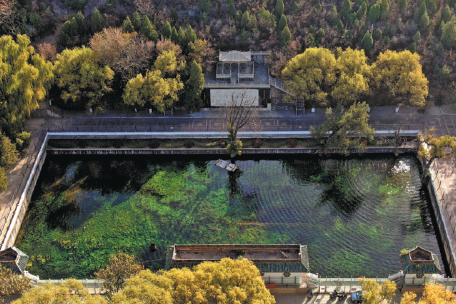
[269,76,295,96]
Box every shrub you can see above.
[184,140,194,148]
[78,139,88,148]
[149,140,160,148]
[253,140,262,148]
[113,140,123,148]
[287,139,297,148]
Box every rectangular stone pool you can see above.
[15,154,445,279]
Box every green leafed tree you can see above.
[443,5,451,22]
[161,20,172,38]
[291,0,298,13]
[436,42,444,55]
[361,31,373,53]
[368,4,381,21]
[275,0,284,18]
[441,15,456,49]
[171,8,178,23]
[336,19,344,32]
[348,13,357,25]
[278,14,288,31]
[241,11,251,30]
[282,47,337,106]
[227,0,236,16]
[330,6,339,25]
[75,11,87,36]
[186,26,197,44]
[91,8,105,33]
[426,0,437,15]
[417,1,427,21]
[177,27,186,46]
[380,0,389,19]
[122,16,134,33]
[280,25,292,47]
[170,27,178,43]
[0,35,54,138]
[420,11,430,31]
[398,0,407,13]
[198,0,211,13]
[184,61,205,113]
[373,28,382,40]
[54,46,114,109]
[141,16,158,41]
[413,31,421,43]
[0,135,17,169]
[311,102,374,154]
[131,11,141,31]
[0,167,7,192]
[340,0,352,19]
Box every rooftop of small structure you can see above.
[409,246,433,262]
[0,247,29,274]
[219,51,251,62]
[204,61,269,85]
[400,246,441,274]
[165,244,309,273]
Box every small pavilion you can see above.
[216,51,254,81]
[0,247,29,274]
[400,246,442,276]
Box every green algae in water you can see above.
[16,155,444,279]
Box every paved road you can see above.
[43,104,453,136]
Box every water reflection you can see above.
[17,155,444,279]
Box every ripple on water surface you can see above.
[16,155,444,279]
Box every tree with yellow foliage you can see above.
[332,47,371,106]
[359,277,397,304]
[0,265,32,304]
[400,283,456,304]
[153,50,185,77]
[111,258,275,304]
[282,47,337,107]
[372,50,428,107]
[123,51,184,113]
[54,46,114,110]
[0,34,54,138]
[12,279,106,304]
[95,251,143,298]
[418,128,456,167]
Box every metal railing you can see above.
[203,82,270,88]
[269,76,295,96]
[42,124,421,133]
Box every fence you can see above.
[43,124,421,134]
[428,161,456,277]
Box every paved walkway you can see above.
[429,157,456,276]
[273,292,419,304]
